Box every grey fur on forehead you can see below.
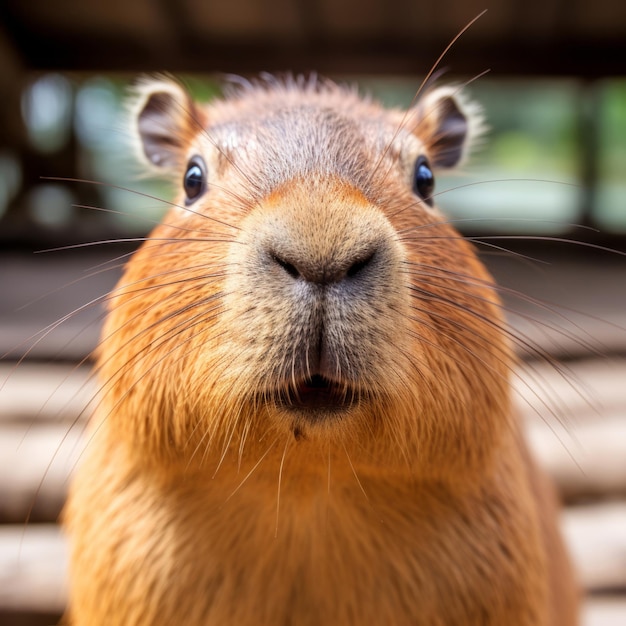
[220,72,359,100]
[205,78,407,196]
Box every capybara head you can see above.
[97,76,511,481]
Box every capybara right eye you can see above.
[412,155,435,206]
[183,156,206,203]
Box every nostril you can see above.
[271,253,301,279]
[269,248,377,284]
[346,252,375,278]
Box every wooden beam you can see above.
[1,30,626,78]
[0,21,22,89]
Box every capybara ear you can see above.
[131,76,206,170]
[413,86,485,169]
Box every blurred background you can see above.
[0,1,625,625]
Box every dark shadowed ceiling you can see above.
[1,0,625,84]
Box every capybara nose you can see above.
[269,247,377,286]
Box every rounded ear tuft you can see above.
[414,86,486,169]
[129,77,205,171]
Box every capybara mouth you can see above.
[276,375,360,413]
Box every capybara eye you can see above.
[412,156,434,206]
[183,156,207,203]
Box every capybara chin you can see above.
[64,75,579,625]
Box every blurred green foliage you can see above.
[4,73,625,235]
[597,81,626,230]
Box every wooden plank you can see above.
[514,358,626,424]
[0,423,86,523]
[0,363,95,423]
[527,414,626,502]
[0,364,92,522]
[515,358,626,502]
[1,505,626,615]
[5,357,623,425]
[7,411,622,522]
[563,503,626,593]
[0,525,67,613]
[584,596,626,626]
[1,359,626,522]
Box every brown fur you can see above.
[64,76,579,625]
